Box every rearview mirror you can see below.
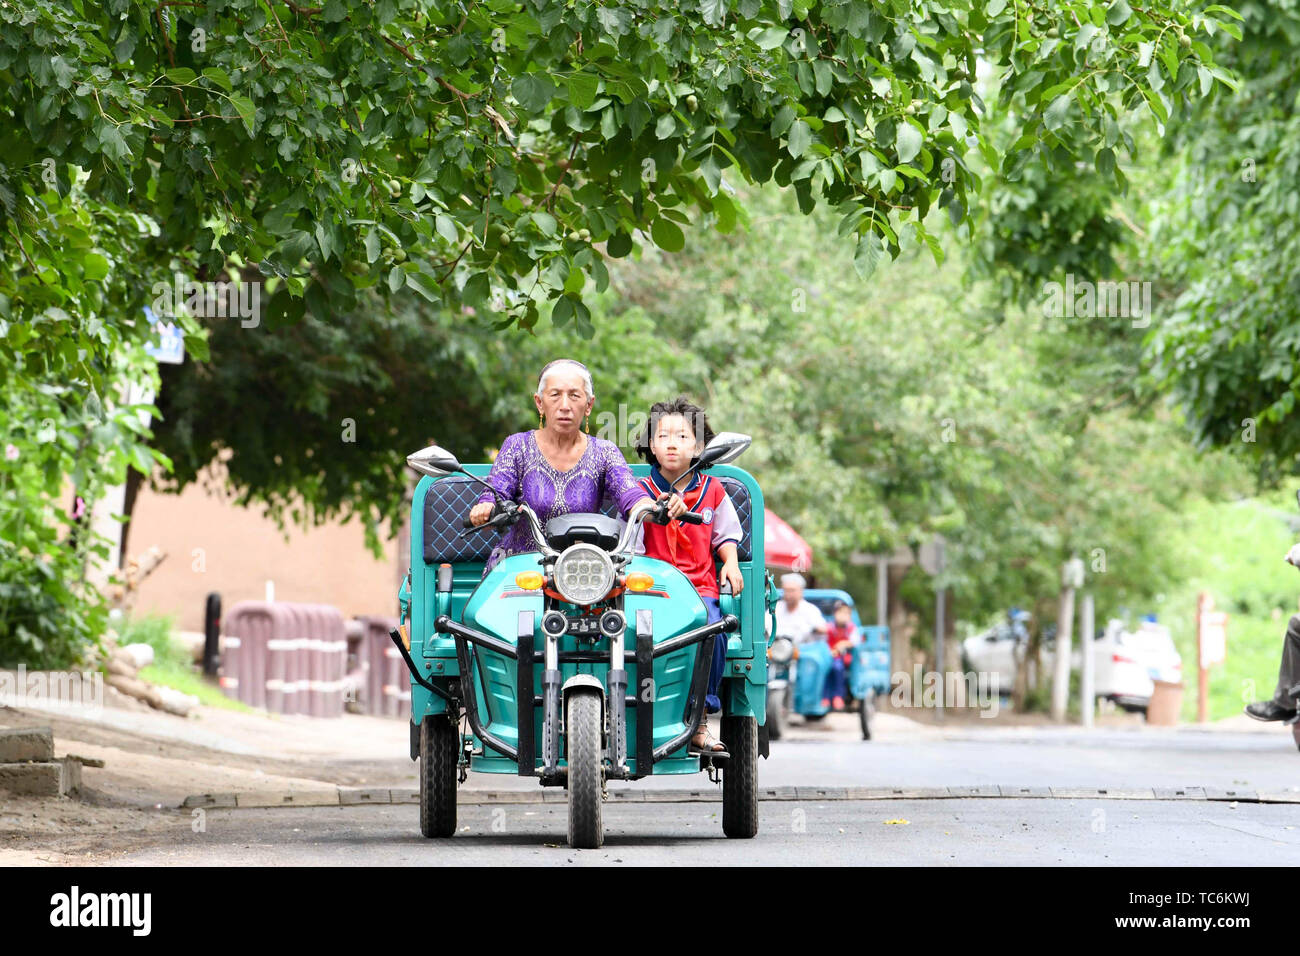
[407,445,463,478]
[698,431,751,468]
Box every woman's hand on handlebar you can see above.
[469,501,494,527]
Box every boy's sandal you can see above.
[689,727,729,755]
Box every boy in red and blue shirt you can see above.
[633,398,743,754]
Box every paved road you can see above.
[109,799,1300,866]
[750,717,1300,792]
[93,718,1300,865]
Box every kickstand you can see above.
[705,760,721,785]
[457,713,470,784]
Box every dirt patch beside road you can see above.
[0,696,415,864]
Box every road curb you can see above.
[179,785,1300,809]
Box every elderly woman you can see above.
[469,359,687,571]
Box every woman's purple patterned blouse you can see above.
[475,431,651,571]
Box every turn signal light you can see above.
[515,571,545,590]
[625,572,655,592]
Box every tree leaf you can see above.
[1044,93,1071,131]
[651,217,685,252]
[853,232,883,280]
[567,72,599,110]
[787,119,812,157]
[229,93,256,135]
[895,123,922,163]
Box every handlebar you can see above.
[647,498,704,525]
[459,496,700,561]
[460,501,557,556]
[462,503,518,533]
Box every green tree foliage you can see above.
[3,0,1219,333]
[0,0,1232,664]
[0,186,175,666]
[586,185,1244,634]
[1145,1,1300,476]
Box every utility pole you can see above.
[928,537,947,720]
[1080,593,1095,728]
[1051,557,1085,723]
[876,555,888,628]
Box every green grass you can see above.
[137,661,255,713]
[1157,491,1299,721]
[115,612,189,667]
[115,612,255,714]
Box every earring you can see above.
[585,412,590,433]
[538,411,544,429]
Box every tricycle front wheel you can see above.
[566,691,604,849]
[419,716,458,838]
[721,714,758,838]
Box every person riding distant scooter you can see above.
[1243,541,1300,724]
[774,573,827,644]
[775,573,844,707]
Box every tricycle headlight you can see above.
[552,543,615,606]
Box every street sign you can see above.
[1199,609,1228,667]
[918,536,946,575]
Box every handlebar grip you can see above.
[462,516,477,529]
[677,511,704,525]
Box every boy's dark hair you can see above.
[635,396,716,464]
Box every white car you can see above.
[960,619,1051,693]
[1085,619,1183,712]
[961,617,1183,712]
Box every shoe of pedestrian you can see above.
[1244,700,1297,722]
[820,698,831,709]
[832,696,845,711]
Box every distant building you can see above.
[130,472,404,631]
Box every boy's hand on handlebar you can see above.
[469,501,494,527]
[721,559,744,595]
[659,492,688,519]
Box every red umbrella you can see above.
[764,508,813,572]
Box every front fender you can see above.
[561,674,606,720]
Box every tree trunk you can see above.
[1012,636,1028,712]
[1050,584,1076,722]
[117,466,144,570]
[887,562,911,682]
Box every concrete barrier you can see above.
[222,602,347,717]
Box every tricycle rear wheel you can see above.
[566,691,604,849]
[721,714,758,838]
[419,715,458,838]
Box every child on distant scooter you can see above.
[822,600,859,710]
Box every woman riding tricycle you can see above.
[391,360,775,848]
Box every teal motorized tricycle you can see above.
[766,590,890,741]
[389,434,776,848]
